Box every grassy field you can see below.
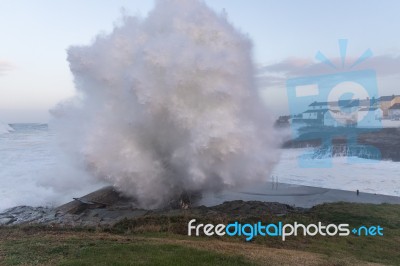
[0,202,399,265]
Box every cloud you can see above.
[363,55,400,76]
[259,54,400,88]
[0,60,14,75]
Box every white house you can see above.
[388,103,400,120]
[302,98,387,127]
[302,109,330,124]
[302,110,318,119]
[379,95,400,117]
[309,101,329,110]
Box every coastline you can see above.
[1,182,399,227]
[198,182,400,208]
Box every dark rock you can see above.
[0,187,305,227]
[284,127,400,161]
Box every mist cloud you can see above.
[0,60,14,75]
[52,0,279,208]
[259,54,400,88]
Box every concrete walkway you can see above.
[197,183,400,208]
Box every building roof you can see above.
[309,101,329,107]
[303,109,329,113]
[345,99,360,107]
[309,96,398,107]
[308,97,381,109]
[359,98,379,106]
[379,95,399,102]
[328,109,340,113]
[359,107,381,112]
[389,103,400,110]
[308,99,371,107]
[309,100,347,107]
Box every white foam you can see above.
[0,122,14,134]
[272,148,400,197]
[0,124,103,212]
[52,0,279,208]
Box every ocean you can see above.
[0,124,102,211]
[0,124,58,211]
[0,124,399,211]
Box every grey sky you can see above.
[1,0,400,122]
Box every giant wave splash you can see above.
[52,0,278,208]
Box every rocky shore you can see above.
[0,186,302,227]
[1,183,399,228]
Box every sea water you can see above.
[0,124,399,211]
[0,124,102,211]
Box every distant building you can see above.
[388,103,400,120]
[296,95,399,127]
[306,100,361,127]
[302,109,328,124]
[392,96,400,106]
[359,97,379,108]
[379,95,400,117]
[309,101,329,110]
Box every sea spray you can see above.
[0,121,14,134]
[52,0,279,208]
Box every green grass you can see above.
[0,202,399,265]
[255,202,400,265]
[59,242,253,266]
[112,202,400,265]
[1,236,253,266]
